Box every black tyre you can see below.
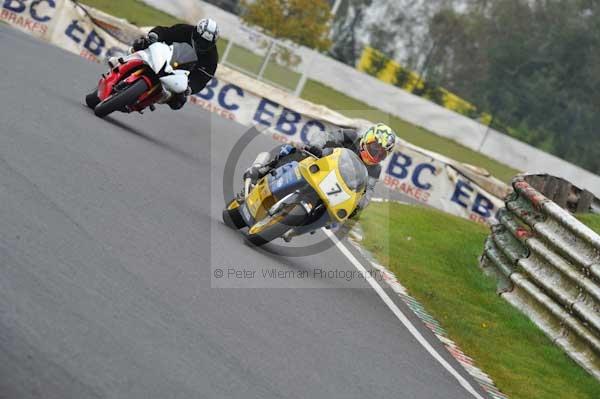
[94,79,148,118]
[246,205,307,246]
[222,201,246,229]
[85,89,101,109]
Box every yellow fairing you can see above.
[244,148,364,226]
[245,176,275,221]
[247,213,285,235]
[299,148,363,223]
[227,199,240,210]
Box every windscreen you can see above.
[171,42,198,67]
[337,149,368,193]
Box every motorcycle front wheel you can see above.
[94,79,149,118]
[85,88,101,109]
[245,204,307,246]
[222,199,246,229]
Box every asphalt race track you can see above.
[0,25,486,399]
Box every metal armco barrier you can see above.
[525,174,600,214]
[481,175,600,379]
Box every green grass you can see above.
[221,43,301,91]
[79,0,519,182]
[78,0,182,26]
[578,213,600,234]
[224,43,263,75]
[360,202,600,399]
[263,61,301,91]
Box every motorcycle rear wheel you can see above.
[245,204,307,246]
[94,79,149,118]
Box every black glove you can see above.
[243,166,261,184]
[132,32,158,52]
[303,145,323,157]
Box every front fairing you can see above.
[97,58,146,100]
[242,174,276,226]
[241,149,368,226]
[119,43,189,98]
[135,42,174,75]
[299,148,368,222]
[159,70,189,94]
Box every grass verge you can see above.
[578,213,600,234]
[220,43,302,91]
[78,0,519,182]
[360,201,600,399]
[77,0,182,26]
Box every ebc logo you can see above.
[2,0,54,22]
[65,20,107,57]
[450,180,496,219]
[386,152,436,190]
[252,98,326,144]
[197,78,244,111]
[1,0,55,34]
[197,80,326,144]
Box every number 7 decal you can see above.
[319,171,351,206]
[326,183,342,196]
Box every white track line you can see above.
[324,229,485,399]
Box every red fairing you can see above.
[97,58,146,101]
[132,90,162,112]
[123,73,153,87]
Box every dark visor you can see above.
[366,141,387,162]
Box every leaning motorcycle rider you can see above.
[244,123,397,241]
[117,18,219,110]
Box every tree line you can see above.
[422,0,600,175]
[206,0,600,175]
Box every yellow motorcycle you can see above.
[223,148,368,246]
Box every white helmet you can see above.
[193,18,219,53]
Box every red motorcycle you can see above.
[85,42,190,118]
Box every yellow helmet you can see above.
[358,123,396,165]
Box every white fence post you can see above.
[257,41,275,81]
